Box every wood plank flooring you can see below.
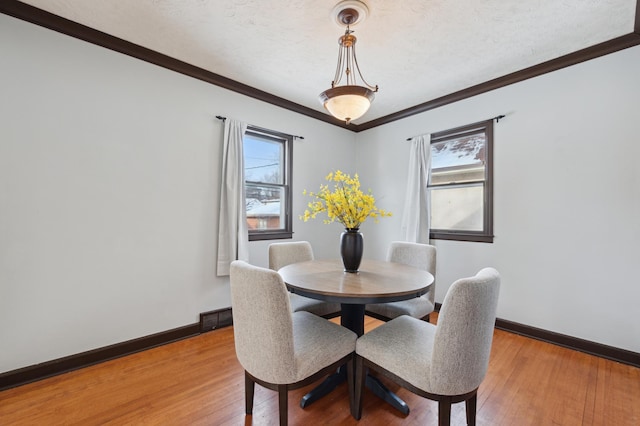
[1,314,639,425]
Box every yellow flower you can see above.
[300,170,392,229]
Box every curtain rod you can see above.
[405,114,506,141]
[215,115,304,140]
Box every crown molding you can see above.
[356,31,640,131]
[0,0,353,131]
[2,0,639,133]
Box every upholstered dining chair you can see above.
[230,260,357,426]
[269,241,341,318]
[365,241,437,322]
[353,267,501,426]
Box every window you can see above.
[428,119,494,243]
[243,126,293,241]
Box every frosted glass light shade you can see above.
[319,85,375,124]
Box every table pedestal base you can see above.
[300,368,345,408]
[300,367,408,415]
[365,374,409,415]
[300,304,409,414]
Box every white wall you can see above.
[2,13,638,375]
[356,45,640,353]
[0,15,355,373]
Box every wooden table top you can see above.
[278,258,434,305]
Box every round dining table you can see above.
[278,258,434,414]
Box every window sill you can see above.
[429,232,494,243]
[249,231,293,242]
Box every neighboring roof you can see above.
[247,201,280,217]
[432,136,484,169]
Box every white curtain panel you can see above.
[401,135,431,243]
[216,118,249,276]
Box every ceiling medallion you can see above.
[319,1,378,124]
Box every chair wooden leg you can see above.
[438,398,452,426]
[465,392,477,426]
[352,355,366,420]
[423,313,431,323]
[277,384,288,426]
[244,371,255,415]
[346,355,355,416]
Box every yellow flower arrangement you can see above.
[301,170,392,229]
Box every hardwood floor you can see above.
[1,314,639,425]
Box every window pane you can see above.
[431,132,485,171]
[246,185,285,231]
[430,165,485,185]
[427,119,493,242]
[242,126,292,241]
[244,134,283,184]
[429,184,484,232]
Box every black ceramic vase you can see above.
[340,228,364,273]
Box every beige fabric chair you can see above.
[354,267,501,425]
[365,241,436,322]
[269,241,341,318]
[230,260,357,426]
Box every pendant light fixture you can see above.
[319,1,378,125]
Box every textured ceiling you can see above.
[15,0,638,125]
